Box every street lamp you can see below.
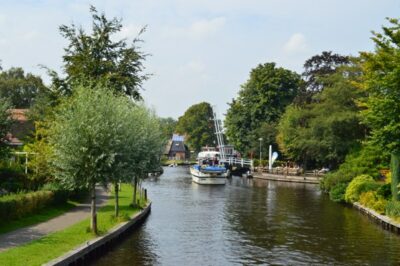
[259,137,263,168]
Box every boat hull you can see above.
[190,167,226,185]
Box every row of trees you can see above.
[224,17,400,212]
[0,6,164,233]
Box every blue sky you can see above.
[0,0,399,118]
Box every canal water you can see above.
[92,167,400,265]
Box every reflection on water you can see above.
[92,167,400,265]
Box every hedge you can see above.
[0,190,59,223]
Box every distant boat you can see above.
[190,151,227,185]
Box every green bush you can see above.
[0,165,29,192]
[377,183,392,199]
[385,200,400,218]
[0,190,55,223]
[41,183,69,205]
[329,182,348,203]
[321,144,389,192]
[344,175,379,203]
[359,191,387,214]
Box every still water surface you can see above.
[92,167,400,265]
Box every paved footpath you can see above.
[0,186,109,252]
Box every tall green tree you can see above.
[0,67,47,108]
[225,62,301,155]
[360,18,400,200]
[50,6,148,99]
[277,62,365,169]
[175,102,214,152]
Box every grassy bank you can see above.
[0,184,146,266]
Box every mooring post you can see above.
[144,189,147,201]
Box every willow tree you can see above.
[360,18,400,201]
[49,85,137,233]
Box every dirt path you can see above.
[0,186,109,252]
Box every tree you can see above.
[225,62,301,155]
[52,6,148,99]
[50,86,128,232]
[0,67,47,108]
[294,51,350,106]
[49,85,163,226]
[277,62,365,169]
[175,102,214,152]
[159,117,177,141]
[360,18,400,200]
[0,98,12,159]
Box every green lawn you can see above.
[0,201,78,235]
[0,184,146,266]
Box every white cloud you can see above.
[162,17,226,40]
[189,17,226,39]
[283,33,308,54]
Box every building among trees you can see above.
[164,134,190,160]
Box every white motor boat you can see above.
[190,151,227,185]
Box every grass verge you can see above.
[0,201,78,235]
[0,184,146,266]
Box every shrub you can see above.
[329,182,348,203]
[321,144,389,192]
[0,165,29,192]
[344,175,379,203]
[0,190,55,223]
[359,191,387,214]
[377,183,392,200]
[41,183,69,205]
[385,200,400,218]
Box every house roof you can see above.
[170,140,186,153]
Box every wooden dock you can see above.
[253,172,321,184]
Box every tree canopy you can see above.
[51,6,148,99]
[224,62,301,155]
[277,62,365,169]
[159,117,177,141]
[360,18,400,200]
[175,102,214,152]
[49,85,162,231]
[0,67,47,108]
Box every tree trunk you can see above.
[90,183,97,234]
[133,176,137,206]
[115,182,119,217]
[391,152,400,201]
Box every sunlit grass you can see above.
[0,184,147,266]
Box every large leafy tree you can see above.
[0,67,47,108]
[225,62,301,155]
[175,102,214,152]
[278,62,365,169]
[51,6,148,99]
[360,18,400,200]
[295,51,350,106]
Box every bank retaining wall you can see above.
[353,202,400,234]
[44,202,151,266]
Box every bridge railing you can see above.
[220,157,253,168]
